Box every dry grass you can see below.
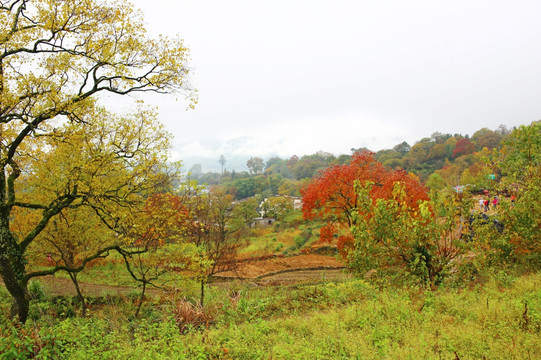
[172,298,214,334]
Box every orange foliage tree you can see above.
[302,152,469,286]
[301,151,429,254]
[119,193,191,318]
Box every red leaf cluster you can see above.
[301,151,429,249]
[452,138,476,157]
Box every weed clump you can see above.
[173,299,214,334]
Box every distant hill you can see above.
[181,154,252,174]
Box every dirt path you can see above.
[0,276,153,298]
[2,254,348,297]
[35,276,157,297]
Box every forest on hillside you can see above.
[191,123,527,199]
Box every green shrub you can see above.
[27,281,47,302]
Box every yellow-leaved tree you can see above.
[0,0,194,322]
[21,207,111,317]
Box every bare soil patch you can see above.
[216,254,345,279]
[256,269,352,286]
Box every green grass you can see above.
[2,272,540,359]
[240,224,320,256]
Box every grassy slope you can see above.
[1,272,540,359]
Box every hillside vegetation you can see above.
[2,272,540,359]
[1,121,539,359]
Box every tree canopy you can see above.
[0,0,194,323]
[301,152,429,252]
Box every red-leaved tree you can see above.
[301,152,429,254]
[452,138,476,158]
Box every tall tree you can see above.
[219,155,227,174]
[246,156,264,175]
[0,0,194,323]
[301,151,429,253]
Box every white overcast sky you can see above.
[128,0,541,166]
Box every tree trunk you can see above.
[0,257,29,323]
[68,272,86,317]
[135,282,146,318]
[0,216,29,323]
[9,287,29,323]
[200,279,205,307]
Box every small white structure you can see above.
[250,217,275,228]
[292,198,303,210]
